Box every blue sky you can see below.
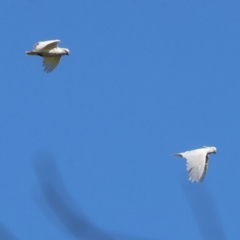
[0,0,239,239]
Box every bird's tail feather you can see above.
[173,153,182,157]
[26,51,38,56]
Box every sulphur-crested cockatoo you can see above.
[173,146,217,182]
[26,40,69,73]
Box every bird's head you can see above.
[64,48,70,55]
[203,146,217,154]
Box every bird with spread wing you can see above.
[173,146,217,183]
[26,40,70,73]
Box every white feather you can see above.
[42,56,61,73]
[173,146,216,183]
[26,39,69,73]
[33,40,60,51]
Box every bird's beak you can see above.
[66,52,69,55]
[213,151,216,154]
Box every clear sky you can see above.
[0,0,239,239]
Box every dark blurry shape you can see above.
[33,151,113,240]
[33,151,158,240]
[182,182,227,240]
[0,221,18,240]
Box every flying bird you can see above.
[173,146,217,182]
[26,40,70,73]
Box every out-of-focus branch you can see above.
[33,151,159,240]
[182,182,227,240]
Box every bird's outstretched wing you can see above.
[42,56,61,73]
[183,150,208,182]
[34,40,60,51]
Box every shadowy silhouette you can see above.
[182,182,227,240]
[0,221,18,240]
[33,151,158,240]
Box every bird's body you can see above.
[173,146,217,183]
[26,48,66,56]
[26,40,69,73]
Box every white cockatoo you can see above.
[173,146,217,182]
[26,40,70,73]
